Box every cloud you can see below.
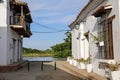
[22,0,89,25]
[33,14,77,25]
[22,0,89,50]
[32,12,61,18]
[58,15,77,24]
[22,0,89,11]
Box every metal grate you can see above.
[0,0,3,3]
[98,13,114,59]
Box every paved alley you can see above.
[0,61,82,80]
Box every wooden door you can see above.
[107,21,114,59]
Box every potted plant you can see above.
[85,56,93,72]
[76,59,81,69]
[106,61,120,80]
[98,32,104,46]
[106,62,119,71]
[73,59,78,66]
[77,58,86,69]
[90,33,99,44]
[67,56,71,62]
[90,32,104,46]
[67,56,73,65]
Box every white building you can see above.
[0,0,32,65]
[69,0,120,76]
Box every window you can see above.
[98,15,115,59]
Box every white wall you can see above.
[0,27,8,65]
[79,23,85,58]
[7,27,22,64]
[110,0,120,63]
[90,0,120,75]
[0,0,8,65]
[71,28,78,59]
[7,1,23,64]
[70,0,120,77]
[0,0,7,26]
[0,0,23,65]
[77,31,81,59]
[72,22,90,59]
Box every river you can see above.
[23,57,66,61]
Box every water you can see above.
[23,57,66,61]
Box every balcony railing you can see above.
[10,16,32,37]
[10,16,24,26]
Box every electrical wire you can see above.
[32,21,71,34]
[32,30,70,33]
[33,21,62,31]
[0,4,71,33]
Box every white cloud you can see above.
[22,0,89,50]
[23,0,88,11]
[22,0,89,25]
[33,14,77,25]
[32,12,61,18]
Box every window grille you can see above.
[0,0,3,3]
[98,13,114,59]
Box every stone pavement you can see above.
[60,61,108,80]
[0,61,107,80]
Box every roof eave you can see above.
[69,0,93,29]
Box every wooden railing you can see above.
[10,16,32,37]
[10,16,24,26]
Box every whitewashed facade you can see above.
[0,0,32,65]
[69,0,120,76]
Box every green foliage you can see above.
[23,31,72,58]
[51,31,72,58]
[68,56,73,59]
[23,53,54,57]
[90,32,104,43]
[77,58,84,63]
[77,57,91,64]
[84,57,91,64]
[90,33,99,42]
[51,43,71,58]
[106,62,119,71]
[23,48,53,57]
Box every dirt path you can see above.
[0,61,82,80]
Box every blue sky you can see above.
[22,0,89,50]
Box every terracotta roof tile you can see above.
[10,0,27,6]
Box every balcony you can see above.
[10,16,32,37]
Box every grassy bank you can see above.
[22,53,54,57]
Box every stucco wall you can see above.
[0,27,8,65]
[0,0,8,65]
[110,0,120,63]
[71,28,78,58]
[0,0,23,65]
[7,0,22,64]
[70,0,120,76]
[89,0,120,75]
[0,0,7,26]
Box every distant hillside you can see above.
[23,48,53,57]
[23,32,72,58]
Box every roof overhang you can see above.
[10,0,27,5]
[92,5,112,17]
[10,0,32,23]
[10,0,30,12]
[69,0,93,29]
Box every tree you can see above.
[51,31,72,58]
